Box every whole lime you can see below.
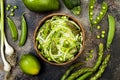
[19,54,41,75]
[22,0,60,12]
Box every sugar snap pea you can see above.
[90,54,110,80]
[61,63,83,80]
[106,15,115,49]
[7,16,18,41]
[19,13,27,46]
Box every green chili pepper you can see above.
[19,13,27,46]
[61,63,83,80]
[106,15,115,49]
[90,54,110,80]
[7,16,18,41]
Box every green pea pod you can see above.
[19,13,27,46]
[92,2,108,25]
[89,0,108,26]
[106,15,115,49]
[7,16,18,41]
[89,0,96,24]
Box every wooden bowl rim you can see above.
[33,13,85,66]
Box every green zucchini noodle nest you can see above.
[36,15,83,63]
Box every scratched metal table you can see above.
[0,0,120,80]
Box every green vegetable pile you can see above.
[36,16,83,63]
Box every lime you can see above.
[19,54,41,75]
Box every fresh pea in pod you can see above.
[7,16,18,41]
[106,15,115,48]
[19,14,27,46]
[89,0,108,26]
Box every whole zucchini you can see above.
[22,0,60,12]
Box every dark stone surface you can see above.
[0,0,120,80]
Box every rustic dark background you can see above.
[0,0,120,80]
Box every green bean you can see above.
[19,13,27,46]
[7,16,18,41]
[106,15,115,49]
[76,72,93,80]
[90,54,110,80]
[92,2,108,25]
[61,63,83,80]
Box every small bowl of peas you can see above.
[34,13,85,65]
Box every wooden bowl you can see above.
[34,13,85,66]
